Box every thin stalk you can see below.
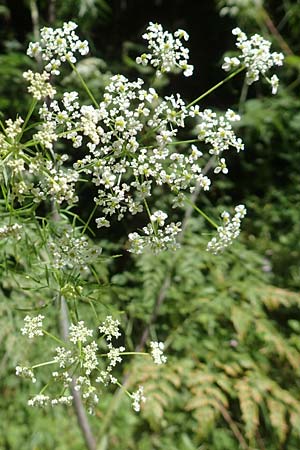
[81,203,98,235]
[168,138,200,146]
[261,7,293,55]
[186,66,245,109]
[184,196,218,228]
[43,329,66,345]
[238,76,249,115]
[32,360,57,369]
[69,62,99,108]
[19,99,38,140]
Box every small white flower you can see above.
[214,158,228,174]
[270,74,279,95]
[96,217,110,228]
[150,210,168,226]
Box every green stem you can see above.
[0,119,6,133]
[168,138,201,146]
[186,66,245,109]
[69,61,99,108]
[115,380,131,397]
[81,202,98,235]
[19,99,38,140]
[185,196,218,229]
[238,76,249,115]
[43,329,66,345]
[32,360,57,369]
[143,197,157,235]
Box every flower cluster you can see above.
[136,22,193,77]
[31,157,79,204]
[28,394,74,408]
[0,223,22,241]
[23,70,56,100]
[69,321,93,344]
[197,109,244,173]
[48,226,101,271]
[222,27,284,92]
[98,316,121,341]
[207,204,247,254]
[131,386,146,412]
[16,366,36,383]
[2,21,281,260]
[17,315,166,414]
[0,117,24,157]
[21,315,44,338]
[128,216,182,254]
[150,341,167,365]
[27,21,89,75]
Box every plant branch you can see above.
[60,296,97,450]
[261,8,293,55]
[217,401,249,450]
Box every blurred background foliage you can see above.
[1,0,300,449]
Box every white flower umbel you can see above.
[23,70,56,100]
[54,347,75,368]
[207,204,247,254]
[21,315,44,339]
[150,341,167,365]
[98,316,121,341]
[48,228,101,270]
[69,321,93,344]
[16,366,36,383]
[82,341,99,375]
[136,22,194,77]
[27,21,89,74]
[222,28,284,92]
[128,219,182,254]
[197,109,244,157]
[131,386,146,412]
[28,394,50,407]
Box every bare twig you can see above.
[261,8,293,56]
[60,297,97,450]
[217,401,249,450]
[48,0,56,24]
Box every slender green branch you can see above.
[184,196,218,229]
[43,329,66,345]
[32,360,57,369]
[69,61,99,108]
[186,66,245,109]
[81,203,98,235]
[19,99,38,140]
